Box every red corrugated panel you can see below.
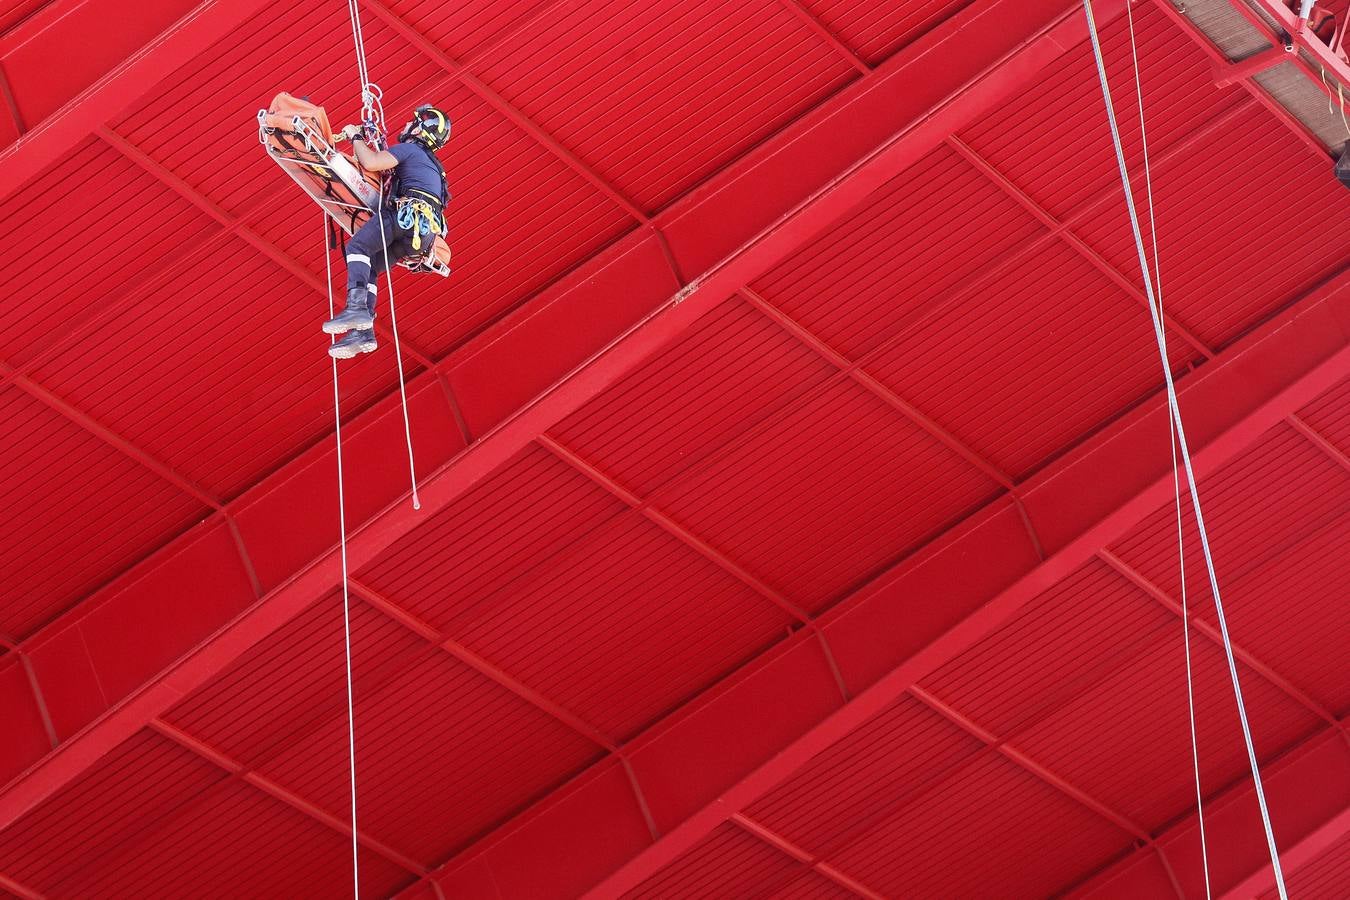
[0,385,206,639]
[552,297,836,497]
[802,0,974,66]
[1072,101,1350,350]
[958,3,1243,221]
[622,823,807,899]
[53,777,412,898]
[771,870,859,900]
[1,137,218,367]
[444,510,792,741]
[1108,423,1350,614]
[828,752,1131,897]
[0,730,225,894]
[1299,375,1350,457]
[748,696,984,856]
[919,559,1179,737]
[163,591,430,765]
[750,144,1046,363]
[358,444,628,631]
[1201,515,1350,714]
[865,237,1196,479]
[654,377,1000,613]
[473,0,855,212]
[381,0,552,63]
[255,649,603,863]
[23,234,401,500]
[1259,831,1350,900]
[1013,635,1323,831]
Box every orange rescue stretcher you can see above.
[257,93,451,277]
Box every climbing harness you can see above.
[395,195,443,252]
[1083,2,1287,897]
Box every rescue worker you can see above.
[323,104,450,358]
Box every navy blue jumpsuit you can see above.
[343,141,447,309]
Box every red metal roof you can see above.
[2,0,1349,897]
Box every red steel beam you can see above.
[535,433,817,626]
[945,135,1218,361]
[0,870,43,900]
[1219,798,1350,899]
[0,360,223,512]
[728,812,888,900]
[1099,548,1349,733]
[739,287,1019,490]
[0,0,1130,851]
[1213,44,1288,86]
[1287,410,1350,473]
[0,0,276,202]
[906,685,1164,847]
[352,574,665,849]
[534,432,853,703]
[147,717,428,877]
[0,61,23,135]
[718,98,1260,499]
[912,685,1188,895]
[348,577,621,754]
[1065,723,1350,897]
[906,686,1189,899]
[14,654,58,752]
[774,0,871,74]
[569,260,1350,896]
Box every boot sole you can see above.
[328,340,378,359]
[322,317,374,335]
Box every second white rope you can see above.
[1121,4,1211,895]
[324,215,362,899]
[1082,2,1286,896]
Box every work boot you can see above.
[323,287,376,334]
[328,329,378,359]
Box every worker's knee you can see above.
[346,221,385,257]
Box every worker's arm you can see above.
[351,138,399,172]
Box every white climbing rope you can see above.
[324,216,361,899]
[1082,3,1286,897]
[346,0,421,510]
[1121,4,1211,895]
[347,0,373,111]
[374,146,422,511]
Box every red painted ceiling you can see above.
[1,0,1348,897]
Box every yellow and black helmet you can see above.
[399,104,450,150]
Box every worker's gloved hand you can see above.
[337,123,363,142]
